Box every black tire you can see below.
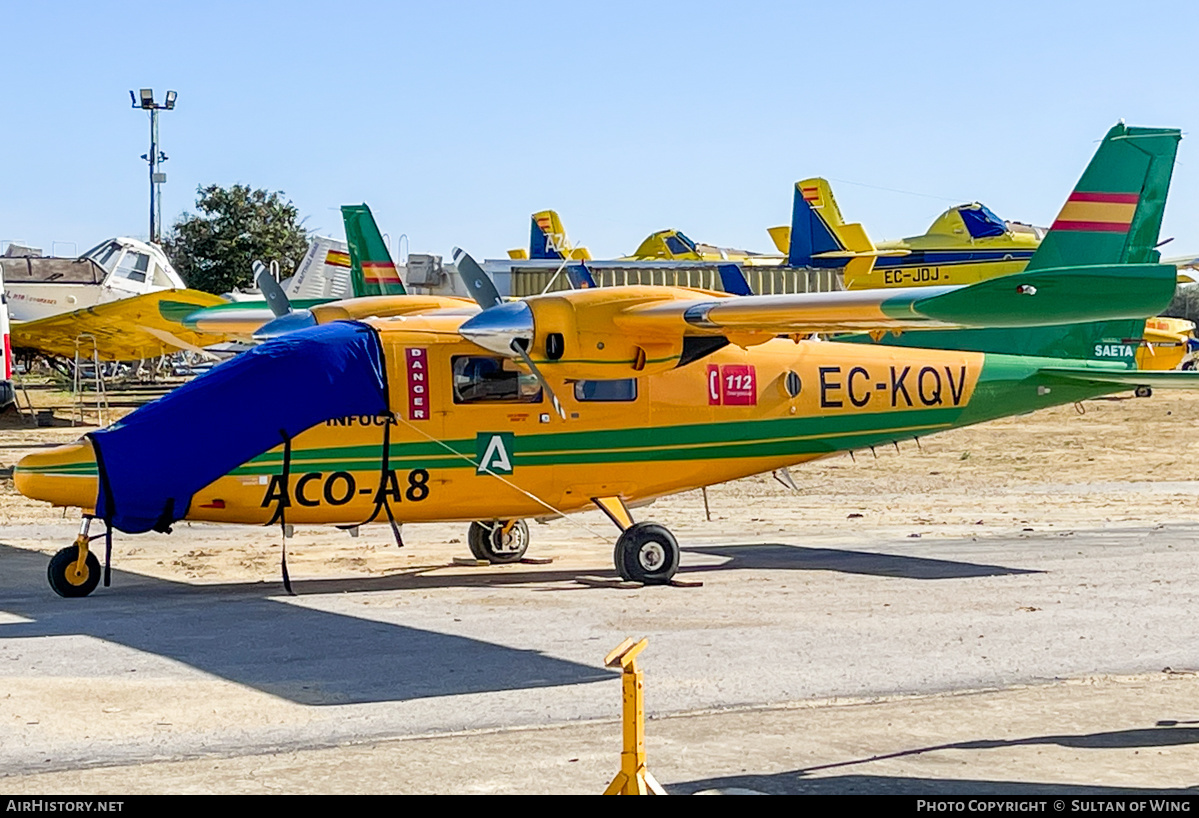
[47,547,101,598]
[614,522,680,584]
[467,520,529,564]
[1182,360,1197,371]
[1135,385,1153,398]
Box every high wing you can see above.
[11,289,231,361]
[456,251,1177,379]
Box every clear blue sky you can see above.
[3,1,1198,263]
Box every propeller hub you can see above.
[253,309,317,341]
[459,301,534,356]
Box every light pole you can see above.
[129,88,176,244]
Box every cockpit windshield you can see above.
[960,205,1008,239]
[83,241,124,273]
[664,231,698,255]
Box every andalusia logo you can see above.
[475,432,515,475]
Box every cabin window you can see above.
[573,378,638,402]
[113,252,150,283]
[452,356,542,404]
[151,263,174,288]
[661,233,690,253]
[88,242,123,273]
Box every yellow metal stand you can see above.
[603,637,666,795]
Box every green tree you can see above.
[1164,284,1199,326]
[164,184,310,294]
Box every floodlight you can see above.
[164,90,177,110]
[139,89,154,109]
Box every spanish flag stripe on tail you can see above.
[363,261,402,284]
[1069,192,1140,204]
[325,250,351,268]
[1051,192,1138,232]
[1050,221,1135,233]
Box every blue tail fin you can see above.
[788,180,845,267]
[565,262,597,289]
[718,263,753,296]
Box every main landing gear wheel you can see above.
[1135,385,1153,398]
[47,546,101,598]
[614,522,680,585]
[467,520,530,564]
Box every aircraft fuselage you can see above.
[14,324,1115,528]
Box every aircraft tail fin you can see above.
[718,263,754,296]
[284,236,355,301]
[786,178,876,267]
[528,210,591,261]
[565,262,597,290]
[341,204,407,297]
[1027,123,1181,271]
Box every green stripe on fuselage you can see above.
[232,352,1121,475]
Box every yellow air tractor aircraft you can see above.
[509,209,771,265]
[14,122,1195,598]
[772,178,1040,289]
[507,211,592,261]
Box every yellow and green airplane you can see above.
[15,126,1197,598]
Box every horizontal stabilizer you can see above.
[1039,367,1199,389]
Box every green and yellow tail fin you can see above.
[838,124,1181,364]
[1027,122,1181,271]
[341,204,406,297]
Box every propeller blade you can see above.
[254,260,292,318]
[511,340,565,420]
[452,248,504,310]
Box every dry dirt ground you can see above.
[1,382,1198,794]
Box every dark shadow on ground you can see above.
[669,772,1198,795]
[0,544,610,706]
[684,543,1039,580]
[668,725,1199,794]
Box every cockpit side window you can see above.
[113,252,150,283]
[151,263,175,288]
[452,355,542,404]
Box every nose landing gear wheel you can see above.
[1134,385,1153,398]
[48,547,102,598]
[467,519,530,564]
[615,522,680,584]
